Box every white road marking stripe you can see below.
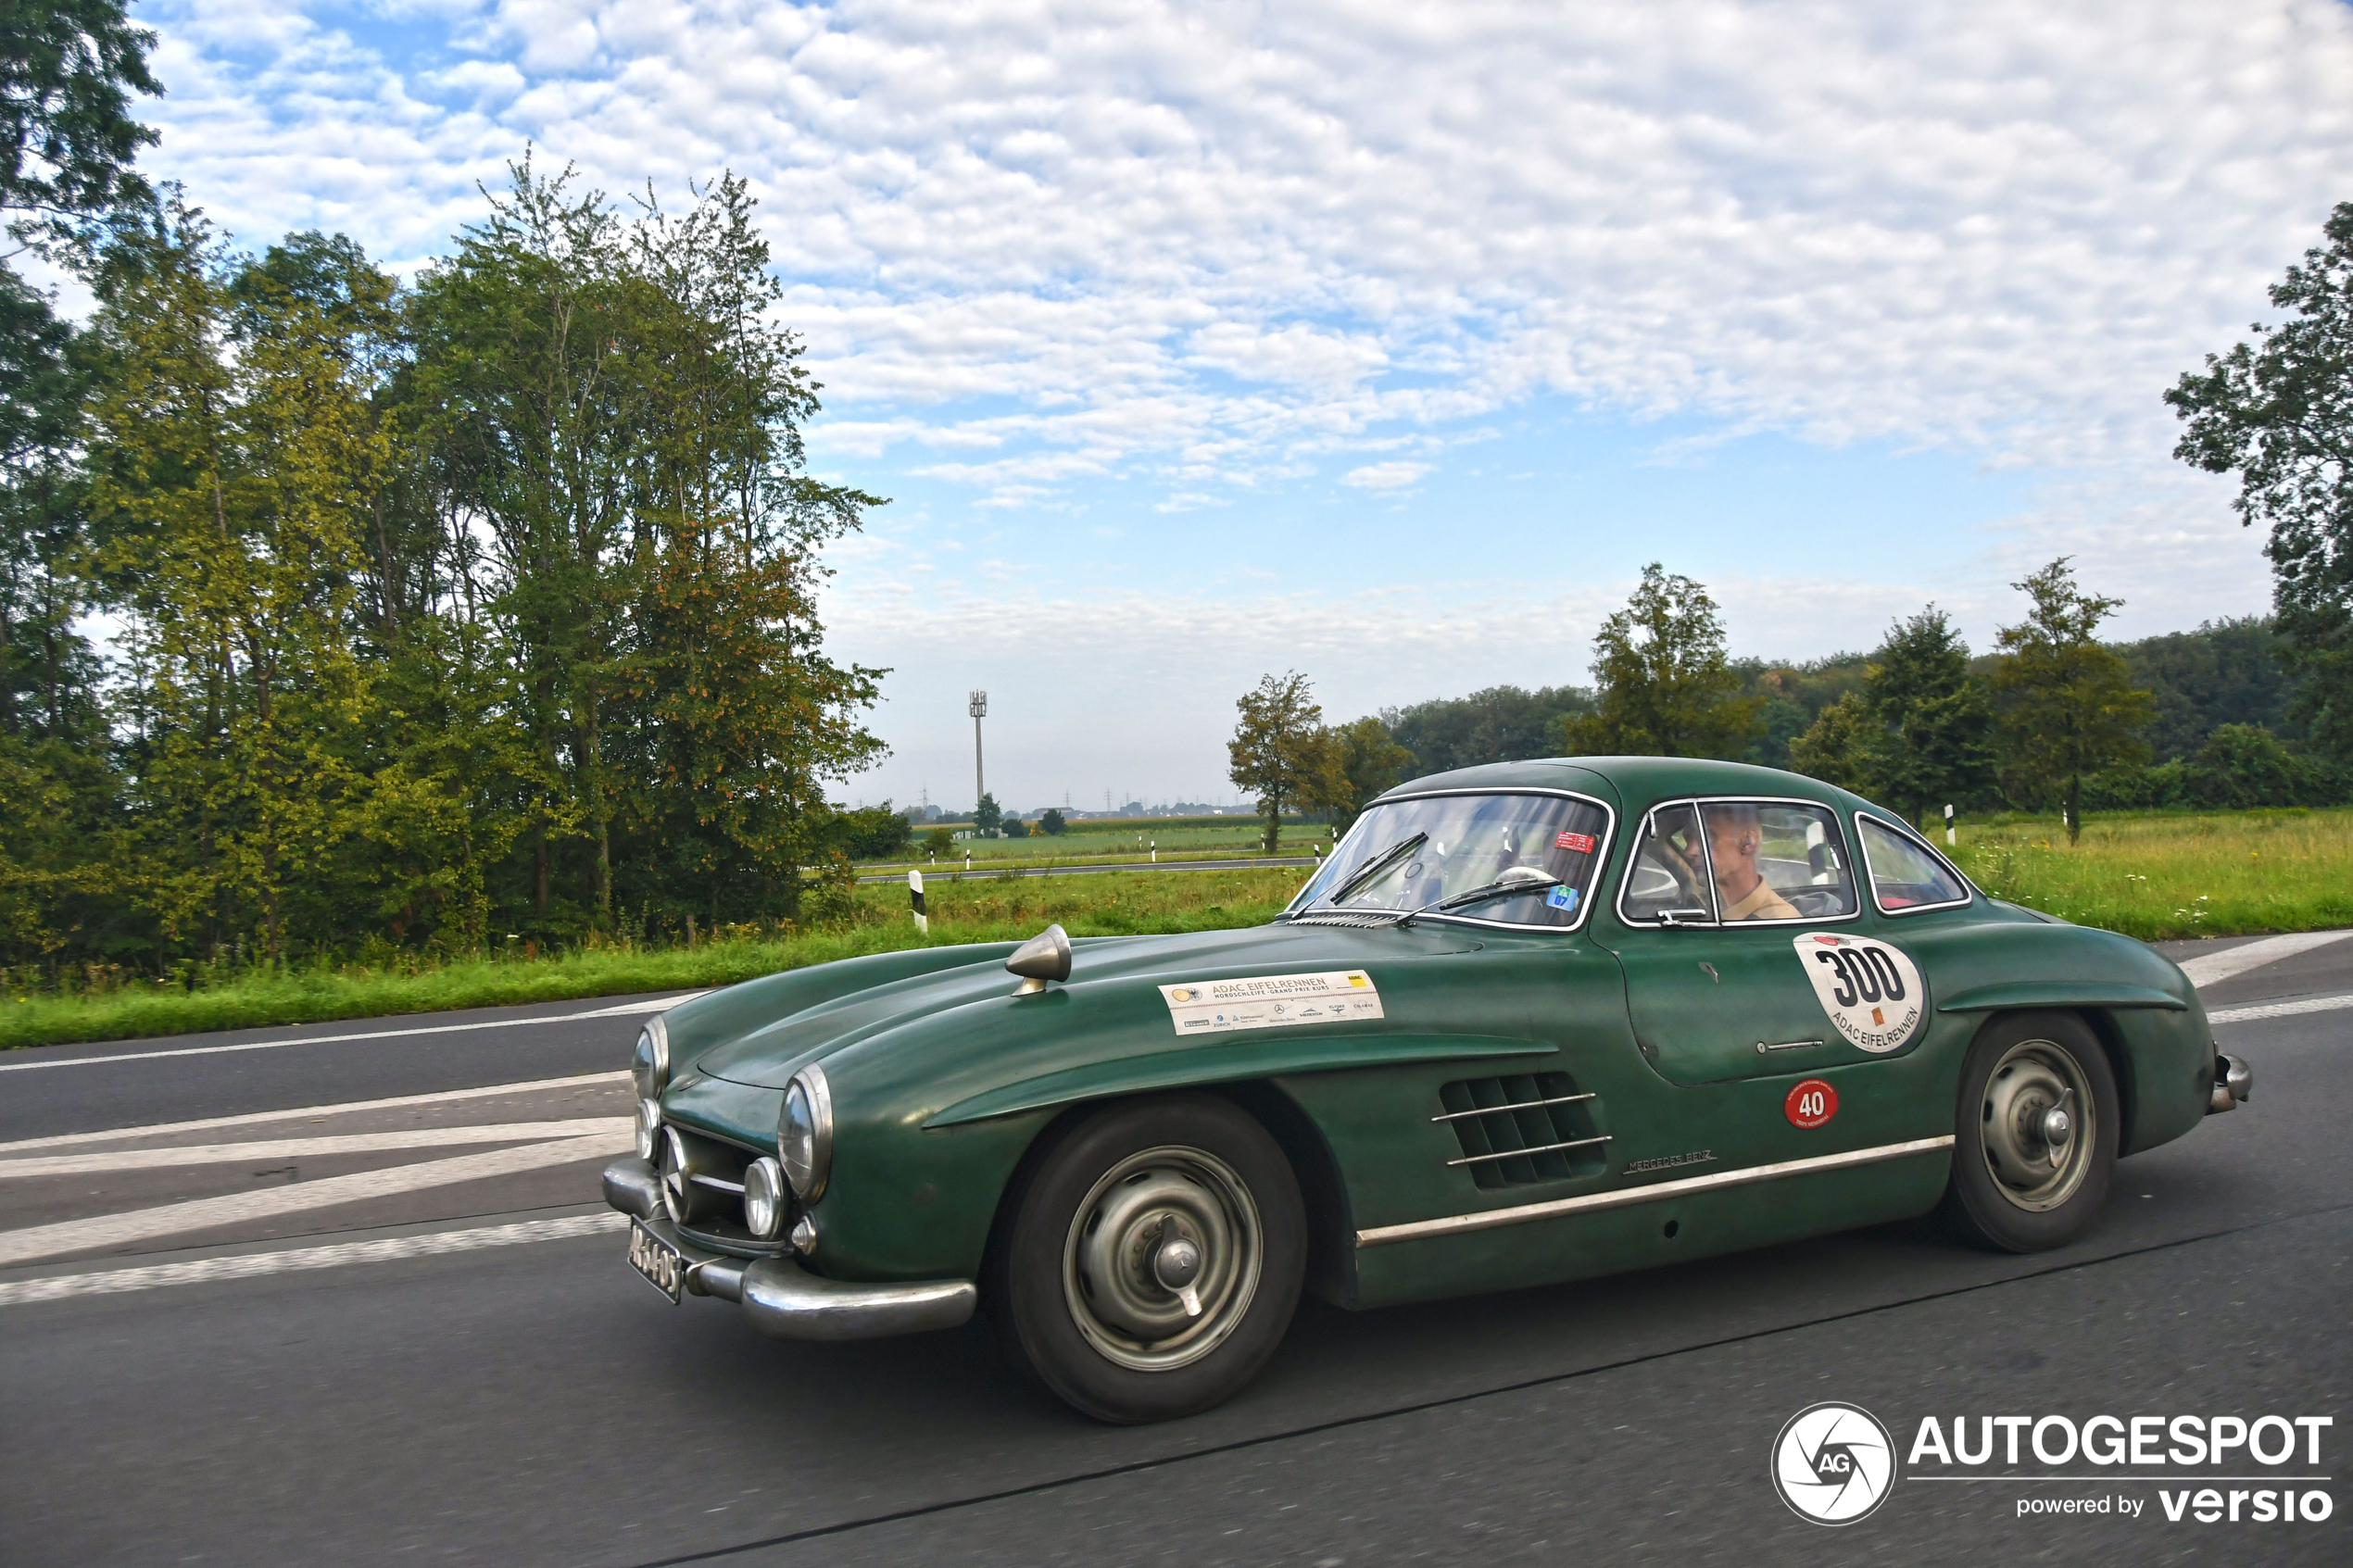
[0,1212,629,1307]
[0,992,710,1075]
[0,1072,630,1156]
[2179,931,2353,990]
[0,1119,632,1178]
[2208,992,2353,1025]
[0,1133,625,1268]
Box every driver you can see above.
[1707,804,1797,921]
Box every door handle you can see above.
[1755,1038,1826,1054]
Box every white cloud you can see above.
[123,0,2347,795]
[1341,461,1430,491]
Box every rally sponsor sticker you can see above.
[1555,831,1597,853]
[1159,970,1383,1035]
[1793,934,1924,1052]
[1785,1078,1837,1129]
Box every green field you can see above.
[6,806,2347,1049]
[0,867,1310,1050]
[1950,807,2353,940]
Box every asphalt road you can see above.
[3,934,2347,1566]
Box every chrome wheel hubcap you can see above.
[1063,1146,1262,1371]
[1980,1040,2094,1212]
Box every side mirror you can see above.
[1006,923,1073,995]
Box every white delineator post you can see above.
[1944,804,1956,847]
[909,869,928,935]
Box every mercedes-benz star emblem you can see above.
[1770,1401,1897,1525]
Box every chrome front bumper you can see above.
[2208,1052,2254,1114]
[601,1157,976,1340]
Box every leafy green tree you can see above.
[1786,691,1879,796]
[1565,564,1756,758]
[0,0,159,239]
[83,197,386,959]
[1990,558,2156,843]
[1227,671,1343,852]
[1379,684,1588,772]
[2168,203,2353,762]
[1038,808,1067,835]
[922,825,954,858]
[1791,608,1994,824]
[1330,715,1416,833]
[973,793,1001,835]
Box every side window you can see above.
[1857,815,1969,911]
[1620,804,1715,923]
[1698,801,1857,922]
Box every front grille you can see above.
[661,1124,786,1254]
[1436,1073,1610,1188]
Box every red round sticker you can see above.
[1785,1078,1837,1129]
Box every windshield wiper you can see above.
[1397,871,1567,927]
[1325,832,1428,909]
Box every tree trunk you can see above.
[2065,773,2082,846]
[1263,792,1282,855]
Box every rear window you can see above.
[1856,815,1969,912]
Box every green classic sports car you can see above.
[603,757,2253,1424]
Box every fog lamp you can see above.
[744,1157,786,1239]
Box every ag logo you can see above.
[1770,1402,1897,1525]
[1793,935,1924,1054]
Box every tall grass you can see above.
[0,869,1307,1050]
[1951,808,2353,940]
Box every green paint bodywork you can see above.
[649,757,2219,1312]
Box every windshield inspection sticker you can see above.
[1160,971,1383,1035]
[1793,934,1925,1053]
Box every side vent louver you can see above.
[1436,1073,1610,1188]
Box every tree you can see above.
[1227,671,1343,853]
[1790,608,1994,824]
[973,792,1001,835]
[2167,203,2353,762]
[1330,715,1416,833]
[1379,684,1589,772]
[922,825,953,859]
[83,197,387,959]
[1990,558,2156,843]
[0,0,160,240]
[1038,807,1067,835]
[1565,564,1756,758]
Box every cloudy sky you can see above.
[130,0,2353,811]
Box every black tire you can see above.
[1941,1010,2119,1252]
[991,1094,1305,1424]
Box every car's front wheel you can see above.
[1941,1010,2118,1252]
[993,1095,1305,1424]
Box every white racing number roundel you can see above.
[1793,934,1924,1053]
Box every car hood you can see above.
[681,921,1483,1091]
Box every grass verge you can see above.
[0,869,1305,1051]
[1951,807,2353,940]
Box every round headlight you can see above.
[630,1016,671,1103]
[634,1098,661,1162]
[778,1065,832,1202]
[744,1157,786,1239]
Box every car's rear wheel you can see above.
[1941,1010,2118,1252]
[993,1095,1304,1424]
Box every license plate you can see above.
[628,1219,685,1303]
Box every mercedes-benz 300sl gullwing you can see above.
[602,757,2251,1424]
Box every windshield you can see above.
[1287,792,1611,928]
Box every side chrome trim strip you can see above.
[1353,1134,1956,1248]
